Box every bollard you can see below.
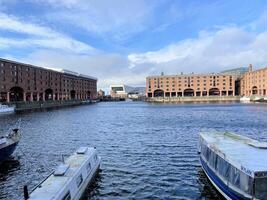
[23,185,29,199]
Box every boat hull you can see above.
[200,157,250,200]
[0,109,14,115]
[75,161,101,200]
[0,141,18,163]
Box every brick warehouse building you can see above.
[146,73,236,98]
[0,58,97,103]
[241,64,267,96]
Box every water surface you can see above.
[0,102,267,199]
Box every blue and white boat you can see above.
[198,132,267,200]
[26,147,101,200]
[0,103,14,114]
[0,129,20,163]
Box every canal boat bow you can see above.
[198,132,267,200]
[0,128,20,163]
[26,147,101,200]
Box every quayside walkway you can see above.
[5,100,96,112]
[146,96,240,103]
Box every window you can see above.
[76,174,83,188]
[62,191,71,200]
[230,166,240,189]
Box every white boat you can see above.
[198,132,267,200]
[0,103,14,114]
[26,147,101,200]
[240,96,250,103]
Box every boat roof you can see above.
[200,132,267,174]
[29,147,96,200]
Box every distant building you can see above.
[110,84,145,98]
[219,67,248,78]
[0,58,97,102]
[241,64,267,96]
[146,72,236,98]
[97,89,105,99]
[219,67,248,96]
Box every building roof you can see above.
[0,58,97,81]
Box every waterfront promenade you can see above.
[6,99,95,112]
[146,96,240,103]
[1,101,267,199]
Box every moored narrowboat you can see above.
[198,132,267,200]
[26,147,101,200]
[0,128,20,163]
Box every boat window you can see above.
[240,170,253,195]
[94,155,97,161]
[201,143,207,159]
[62,191,71,200]
[86,162,91,173]
[255,178,267,199]
[217,156,230,180]
[205,147,211,161]
[76,174,83,188]
[229,165,240,189]
[209,150,217,170]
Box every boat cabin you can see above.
[28,147,101,200]
[199,132,267,199]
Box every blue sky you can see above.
[1,0,267,90]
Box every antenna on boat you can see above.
[62,154,65,164]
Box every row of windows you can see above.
[0,63,95,83]
[150,75,229,81]
[151,79,228,84]
[153,82,229,87]
[201,143,253,195]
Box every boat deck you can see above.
[29,147,95,200]
[201,132,267,172]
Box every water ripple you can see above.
[0,102,267,199]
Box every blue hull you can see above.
[200,157,250,200]
[0,142,18,163]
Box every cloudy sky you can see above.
[0,0,267,90]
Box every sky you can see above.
[1,0,267,91]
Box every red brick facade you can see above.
[146,74,236,98]
[241,65,267,96]
[0,58,97,102]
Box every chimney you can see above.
[248,64,252,72]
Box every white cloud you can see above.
[34,0,162,43]
[0,12,94,53]
[13,50,146,89]
[128,26,267,75]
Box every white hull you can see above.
[240,96,250,103]
[0,104,14,114]
[0,109,14,114]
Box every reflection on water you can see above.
[196,167,224,200]
[0,158,20,199]
[0,102,267,199]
